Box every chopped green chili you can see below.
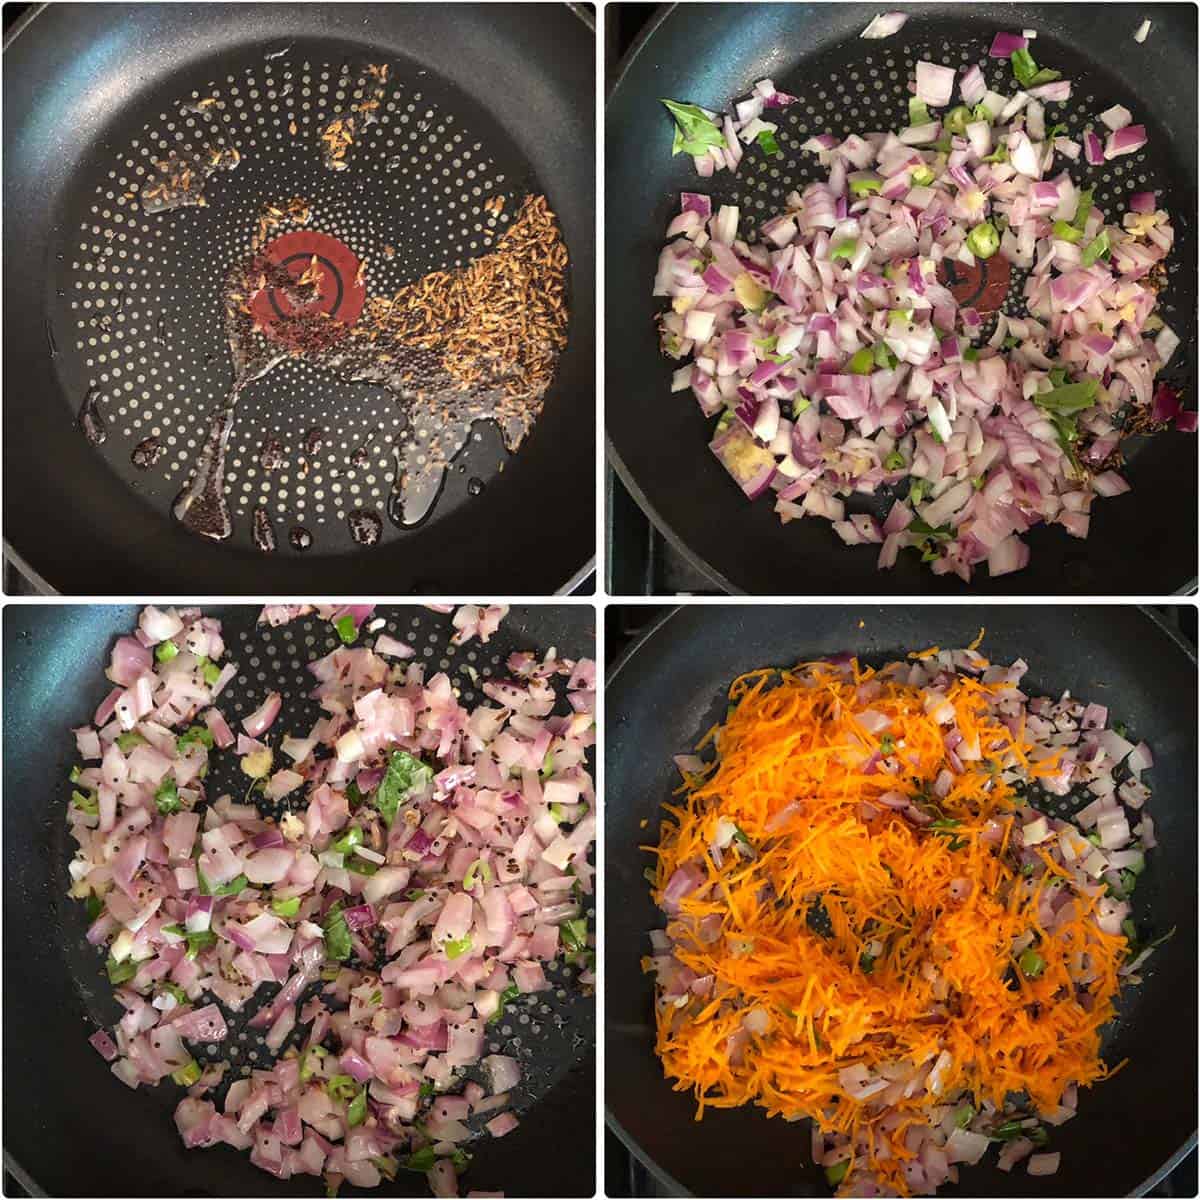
[106,956,137,984]
[1018,947,1045,978]
[562,918,589,955]
[825,1160,850,1186]
[372,1157,399,1182]
[756,129,782,158]
[444,934,473,960]
[945,105,972,135]
[155,777,181,815]
[847,347,875,375]
[966,221,1000,260]
[462,859,493,889]
[72,789,100,816]
[401,1147,439,1173]
[1081,230,1110,268]
[489,982,521,1024]
[177,725,215,752]
[347,1088,368,1126]
[155,640,180,663]
[172,1058,202,1087]
[323,901,352,963]
[332,827,363,855]
[849,175,883,196]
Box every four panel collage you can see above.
[0,3,1196,1199]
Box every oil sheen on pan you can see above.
[69,56,569,554]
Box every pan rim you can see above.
[604,0,734,597]
[3,1,596,597]
[603,601,1198,1196]
[605,602,1200,686]
[604,2,1199,598]
[3,601,598,1196]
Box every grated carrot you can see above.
[650,657,1128,1195]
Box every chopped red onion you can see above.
[654,32,1178,581]
[915,61,956,108]
[989,32,1027,56]
[1105,125,1147,158]
[241,691,282,738]
[65,607,595,1198]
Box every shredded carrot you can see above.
[649,656,1128,1195]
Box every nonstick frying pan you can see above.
[605,604,1197,1196]
[2,603,595,1197]
[3,3,595,595]
[606,3,1198,595]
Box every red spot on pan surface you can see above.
[936,251,1011,315]
[250,230,366,348]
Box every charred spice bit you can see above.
[252,196,312,251]
[180,96,224,117]
[289,525,313,552]
[140,146,239,215]
[319,63,389,171]
[347,508,383,546]
[173,189,566,546]
[78,387,106,446]
[253,505,278,553]
[364,193,568,405]
[259,436,286,471]
[131,436,165,469]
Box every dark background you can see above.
[604,4,714,597]
[602,598,1196,1197]
[1,1,594,597]
[603,3,1198,597]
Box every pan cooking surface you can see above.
[606,3,1197,594]
[14,604,594,1195]
[604,605,1197,1197]
[703,27,1190,344]
[56,43,551,554]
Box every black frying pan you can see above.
[605,604,1197,1196]
[3,4,595,595]
[2,603,595,1197]
[606,3,1197,595]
